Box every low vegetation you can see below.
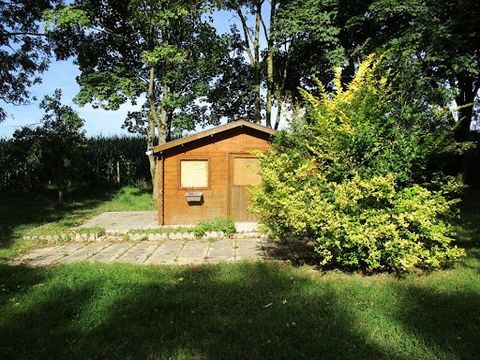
[252,56,466,273]
[0,182,478,359]
[0,258,479,360]
[0,186,154,260]
[193,217,237,238]
[127,217,237,240]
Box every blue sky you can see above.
[0,8,269,138]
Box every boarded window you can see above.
[233,158,261,186]
[180,160,208,188]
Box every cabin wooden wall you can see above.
[160,128,271,225]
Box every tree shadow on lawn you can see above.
[0,262,478,360]
[457,185,480,250]
[0,186,119,250]
[391,283,480,360]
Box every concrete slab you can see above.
[79,211,259,233]
[79,211,159,233]
[145,240,184,264]
[235,239,264,260]
[88,243,136,263]
[235,222,259,233]
[14,237,281,267]
[17,246,60,262]
[59,243,109,264]
[28,243,87,266]
[116,242,160,264]
[205,239,235,262]
[176,240,210,265]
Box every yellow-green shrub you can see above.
[251,55,465,272]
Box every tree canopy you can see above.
[0,0,61,122]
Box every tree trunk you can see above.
[265,0,277,128]
[454,78,478,183]
[147,65,159,198]
[58,188,63,207]
[273,36,293,130]
[158,79,169,145]
[274,91,283,130]
[454,78,476,142]
[253,0,262,124]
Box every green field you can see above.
[0,186,478,359]
[0,259,479,360]
[0,186,155,260]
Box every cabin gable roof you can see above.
[152,120,276,155]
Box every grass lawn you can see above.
[0,186,155,260]
[0,186,478,359]
[0,260,479,360]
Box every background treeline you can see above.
[0,135,150,192]
[2,1,477,187]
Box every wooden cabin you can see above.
[152,120,276,225]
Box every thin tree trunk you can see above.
[158,78,169,144]
[58,188,63,207]
[147,65,159,198]
[265,0,276,128]
[273,36,293,130]
[454,78,476,142]
[253,1,262,124]
[454,78,478,183]
[274,91,283,130]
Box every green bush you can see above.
[193,217,236,238]
[251,55,465,272]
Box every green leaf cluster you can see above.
[251,55,466,272]
[193,217,236,238]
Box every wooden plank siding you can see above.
[157,127,272,225]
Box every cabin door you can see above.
[229,155,261,221]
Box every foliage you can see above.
[0,0,62,122]
[0,134,150,192]
[251,55,465,272]
[272,0,479,139]
[12,89,85,204]
[81,136,150,187]
[193,217,236,237]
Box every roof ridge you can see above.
[152,120,276,155]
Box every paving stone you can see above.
[88,243,136,263]
[116,242,160,264]
[28,243,88,266]
[59,243,110,264]
[17,246,60,262]
[235,239,264,260]
[205,239,235,263]
[145,240,184,264]
[176,240,210,265]
[14,237,275,267]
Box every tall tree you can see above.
[13,89,85,205]
[272,0,344,126]
[274,0,480,139]
[47,0,224,193]
[0,0,63,122]
[222,0,265,124]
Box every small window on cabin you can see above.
[180,160,209,188]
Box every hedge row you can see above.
[0,135,150,191]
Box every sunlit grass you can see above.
[0,261,478,359]
[0,186,155,259]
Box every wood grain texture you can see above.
[160,128,271,225]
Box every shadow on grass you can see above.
[0,186,118,249]
[458,187,480,245]
[0,262,478,360]
[392,284,480,359]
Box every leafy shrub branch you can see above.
[251,54,465,273]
